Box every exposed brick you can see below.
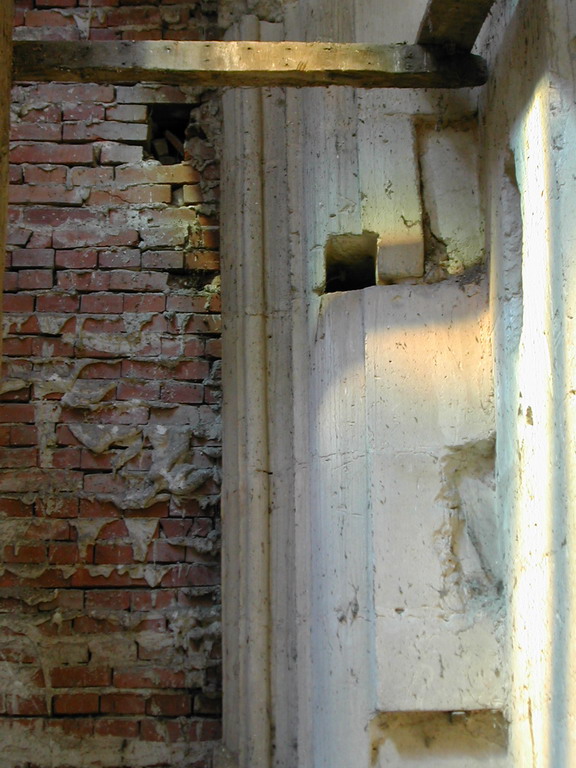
[106,104,148,122]
[23,164,67,184]
[55,248,98,269]
[11,248,54,267]
[62,103,106,122]
[100,693,146,715]
[36,294,79,313]
[10,122,62,141]
[53,693,99,715]
[162,382,203,404]
[51,666,111,688]
[115,164,201,185]
[63,121,148,143]
[10,143,94,165]
[146,693,191,717]
[94,719,139,738]
[98,142,144,165]
[80,293,124,314]
[25,9,76,26]
[5,2,222,756]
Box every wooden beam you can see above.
[417,0,496,51]
[0,0,14,357]
[13,40,487,89]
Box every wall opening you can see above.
[324,230,378,293]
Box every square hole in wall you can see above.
[147,104,193,165]
[324,231,378,293]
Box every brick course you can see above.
[2,2,222,766]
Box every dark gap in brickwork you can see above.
[324,231,378,293]
[147,104,193,165]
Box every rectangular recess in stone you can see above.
[323,231,377,293]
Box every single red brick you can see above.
[36,0,78,8]
[184,314,221,334]
[100,693,146,715]
[149,541,185,563]
[122,293,166,312]
[78,362,122,379]
[5,695,48,716]
[10,143,93,165]
[173,361,210,380]
[36,496,79,518]
[55,248,98,269]
[22,164,66,184]
[161,382,203,404]
[124,500,169,518]
[0,404,35,423]
[81,316,125,333]
[78,293,122,316]
[0,427,10,446]
[78,499,120,518]
[53,693,99,715]
[18,104,62,123]
[25,9,75,25]
[27,83,114,102]
[2,337,33,356]
[10,424,38,446]
[89,28,122,40]
[9,164,22,184]
[10,123,62,142]
[10,184,86,206]
[116,164,200,185]
[79,451,114,471]
[73,616,122,633]
[102,6,161,26]
[62,103,106,122]
[68,166,113,186]
[205,338,222,358]
[0,446,37,467]
[31,337,75,358]
[199,720,223,741]
[11,248,54,267]
[36,294,79,313]
[106,104,147,122]
[69,568,147,588]
[51,666,111,688]
[3,544,46,563]
[140,718,164,741]
[45,718,94,737]
[114,667,186,689]
[17,269,53,290]
[184,250,220,270]
[161,564,219,587]
[90,186,171,206]
[95,719,139,738]
[53,228,139,249]
[146,693,191,717]
[57,271,111,292]
[130,589,175,611]
[48,542,80,565]
[94,543,134,565]
[122,29,163,41]
[98,142,143,165]
[85,589,131,611]
[63,121,148,143]
[117,381,160,401]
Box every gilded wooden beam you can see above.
[13,40,487,89]
[418,0,496,51]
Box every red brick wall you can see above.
[2,2,222,766]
